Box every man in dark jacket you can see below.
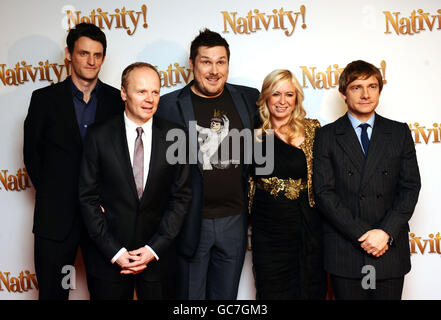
[23,23,124,299]
[313,60,421,299]
[156,28,259,299]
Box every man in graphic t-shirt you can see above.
[156,28,259,299]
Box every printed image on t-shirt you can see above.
[197,109,238,170]
[191,89,244,218]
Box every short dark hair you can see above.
[339,60,383,94]
[67,23,107,56]
[121,62,160,89]
[189,28,230,63]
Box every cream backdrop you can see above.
[0,0,440,300]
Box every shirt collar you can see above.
[70,77,100,100]
[347,112,375,130]
[124,111,153,133]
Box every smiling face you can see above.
[267,80,297,126]
[210,120,222,132]
[65,36,104,83]
[121,67,160,125]
[190,45,229,98]
[341,75,381,122]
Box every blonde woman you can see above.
[249,69,326,299]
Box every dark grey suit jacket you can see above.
[313,113,421,280]
[79,114,192,280]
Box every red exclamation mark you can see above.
[300,5,306,29]
[142,4,148,28]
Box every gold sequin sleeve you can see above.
[248,176,255,214]
[300,118,321,207]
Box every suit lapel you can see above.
[139,117,164,205]
[176,83,196,129]
[361,114,391,189]
[226,83,251,130]
[94,79,109,123]
[177,83,203,173]
[111,116,167,205]
[335,114,365,174]
[59,78,82,148]
[110,114,139,202]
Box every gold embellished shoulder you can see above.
[300,118,321,207]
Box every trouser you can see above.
[34,218,87,300]
[86,273,164,300]
[176,214,247,300]
[330,274,404,300]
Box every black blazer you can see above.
[313,113,421,280]
[156,81,260,258]
[78,114,191,280]
[23,77,124,241]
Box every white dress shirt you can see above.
[110,113,159,264]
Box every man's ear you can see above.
[65,47,71,61]
[189,58,194,71]
[120,86,127,101]
[339,91,347,103]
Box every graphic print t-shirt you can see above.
[191,89,245,219]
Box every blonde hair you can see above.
[256,69,306,143]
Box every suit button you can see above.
[383,170,388,176]
[377,194,383,199]
[348,170,353,176]
[359,194,365,200]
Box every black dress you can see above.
[250,134,326,300]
